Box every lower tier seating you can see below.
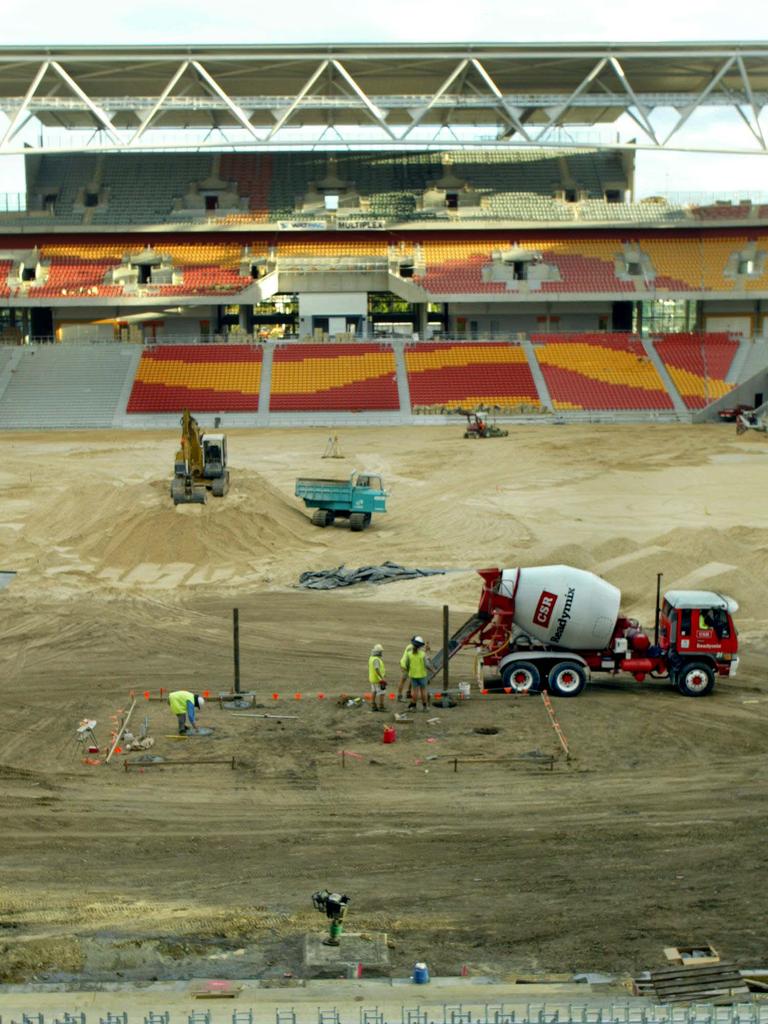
[270,343,399,411]
[127,344,262,412]
[653,332,738,408]
[532,333,674,410]
[405,342,540,410]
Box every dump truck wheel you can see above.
[548,661,587,697]
[312,509,331,527]
[500,661,540,694]
[676,662,715,697]
[349,512,365,531]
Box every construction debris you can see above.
[634,961,749,1002]
[298,561,446,590]
[665,943,720,966]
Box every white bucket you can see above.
[458,681,471,700]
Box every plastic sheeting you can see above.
[298,560,446,590]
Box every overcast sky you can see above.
[1,0,767,195]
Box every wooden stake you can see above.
[105,697,137,764]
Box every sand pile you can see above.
[16,469,314,590]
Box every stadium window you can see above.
[205,194,219,211]
[445,192,459,210]
[738,257,756,275]
[84,192,99,208]
[605,189,622,203]
[564,189,578,203]
[626,261,642,277]
[136,264,152,285]
[399,260,414,279]
[512,261,528,280]
[43,193,56,212]
[20,265,36,282]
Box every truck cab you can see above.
[659,590,739,695]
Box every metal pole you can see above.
[654,573,663,646]
[233,607,241,694]
[443,604,449,693]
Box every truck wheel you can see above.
[548,661,587,697]
[500,661,540,694]
[676,662,715,697]
[350,512,365,531]
[311,509,331,527]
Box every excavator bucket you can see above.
[171,477,206,505]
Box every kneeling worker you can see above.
[168,690,205,734]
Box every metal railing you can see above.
[4,1004,768,1024]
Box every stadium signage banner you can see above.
[277,220,326,230]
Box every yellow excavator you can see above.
[171,409,230,505]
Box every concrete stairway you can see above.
[0,344,140,428]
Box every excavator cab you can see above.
[202,434,227,478]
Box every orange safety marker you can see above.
[317,692,325,700]
[364,692,372,702]
[388,692,395,700]
[203,689,211,698]
[481,688,489,695]
[294,692,302,700]
[143,691,150,700]
[504,687,512,694]
[272,693,279,700]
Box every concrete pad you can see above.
[303,932,390,978]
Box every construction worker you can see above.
[168,690,205,734]
[397,636,418,701]
[369,644,387,711]
[404,636,431,711]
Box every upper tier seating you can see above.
[270,344,399,411]
[10,149,664,227]
[653,333,738,408]
[405,342,540,410]
[532,333,674,410]
[219,154,273,222]
[127,344,263,413]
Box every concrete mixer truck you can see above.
[430,566,739,698]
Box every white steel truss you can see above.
[0,43,767,155]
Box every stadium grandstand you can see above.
[0,42,767,427]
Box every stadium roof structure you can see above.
[0,42,767,155]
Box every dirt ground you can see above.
[1,423,767,984]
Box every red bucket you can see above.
[382,725,397,744]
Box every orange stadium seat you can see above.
[532,333,674,410]
[127,344,263,413]
[270,343,399,411]
[405,342,540,409]
[653,332,738,409]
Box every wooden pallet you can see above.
[636,961,749,1003]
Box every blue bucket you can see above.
[413,961,430,984]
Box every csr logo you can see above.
[533,590,558,627]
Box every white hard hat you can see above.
[412,635,425,647]
[372,643,383,654]
[196,695,205,708]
